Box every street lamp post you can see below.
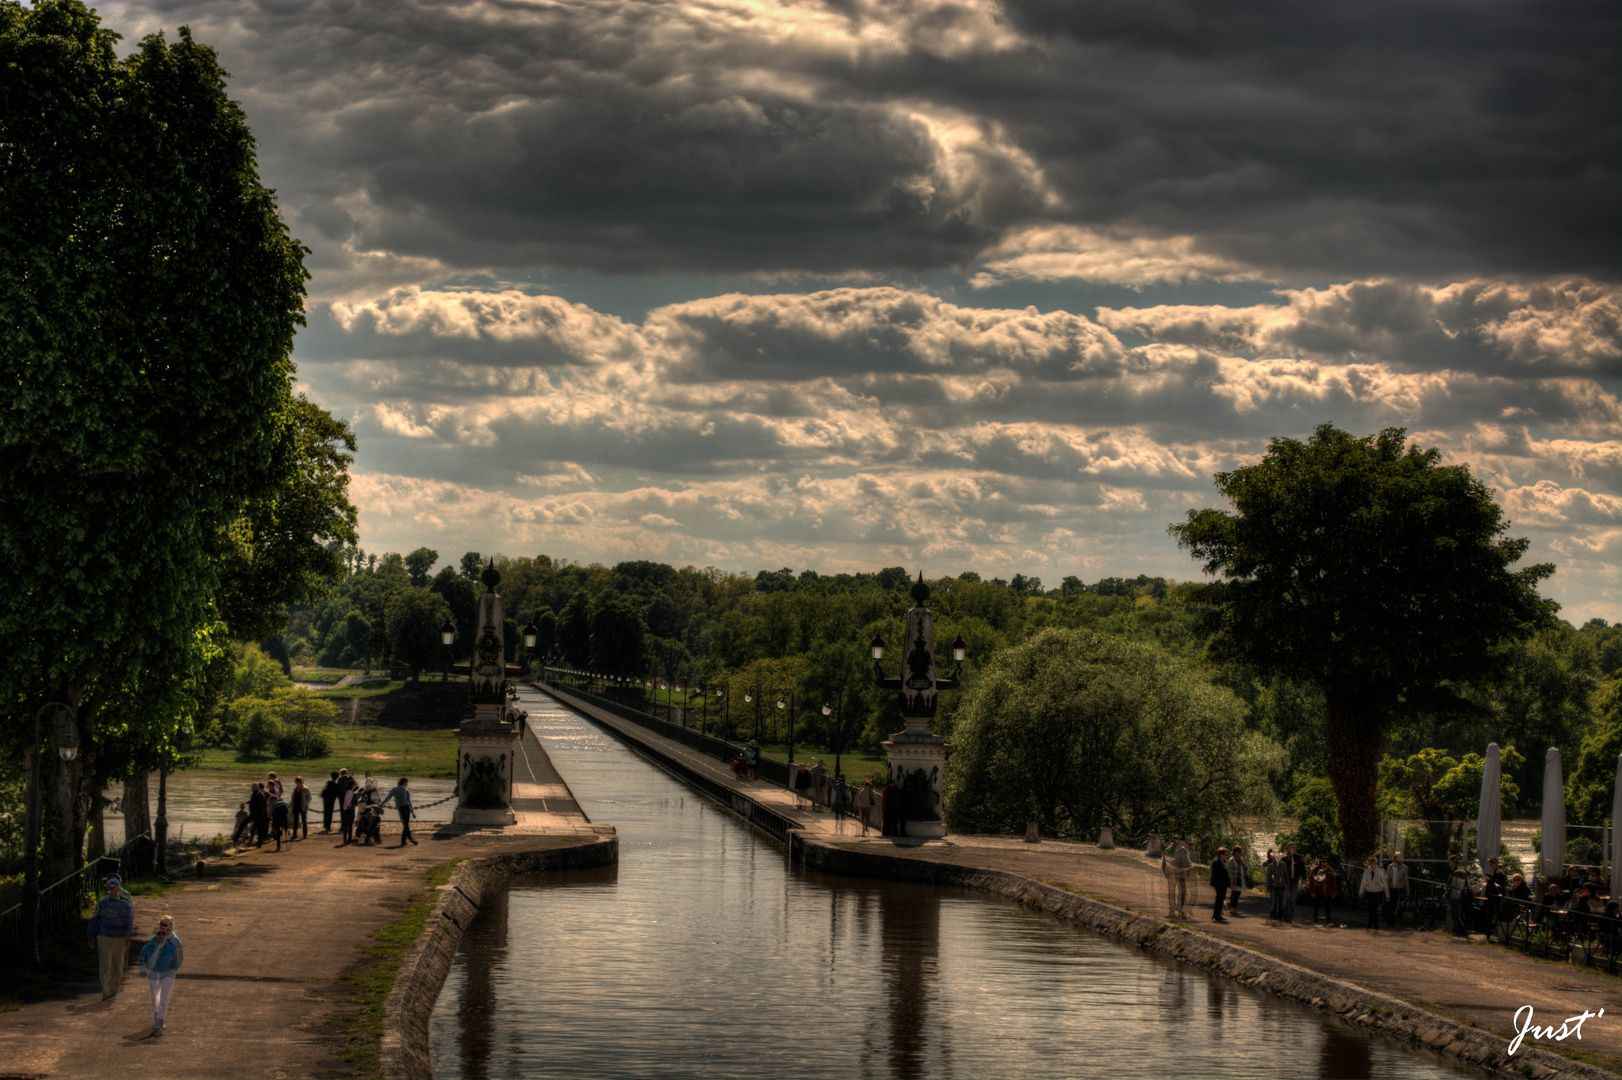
[439,619,456,683]
[21,702,79,964]
[822,695,846,780]
[870,573,968,838]
[745,689,760,744]
[777,693,795,765]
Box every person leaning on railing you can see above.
[1483,858,1508,938]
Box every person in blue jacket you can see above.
[136,915,184,1037]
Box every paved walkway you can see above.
[0,721,605,1079]
[543,682,1622,1074]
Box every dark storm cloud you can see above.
[108,0,1618,284]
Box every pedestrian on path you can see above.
[321,771,340,833]
[1282,843,1305,923]
[86,874,135,1000]
[1384,851,1408,925]
[831,775,850,829]
[339,783,357,845]
[384,777,418,846]
[1264,849,1287,922]
[266,771,283,801]
[1308,858,1338,923]
[1226,845,1248,916]
[881,778,899,836]
[291,776,312,839]
[136,915,183,1037]
[1164,836,1192,917]
[1360,855,1388,929]
[854,780,876,836]
[270,794,290,851]
[248,782,269,847]
[1210,848,1231,923]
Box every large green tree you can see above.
[382,587,454,683]
[946,628,1282,843]
[1171,425,1555,861]
[1,1,315,878]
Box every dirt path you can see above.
[0,725,604,1079]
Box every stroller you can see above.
[355,798,384,846]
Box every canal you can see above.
[428,695,1475,1079]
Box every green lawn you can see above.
[192,725,458,779]
[289,667,357,684]
[314,678,407,699]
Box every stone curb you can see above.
[380,832,619,1080]
[796,834,1618,1080]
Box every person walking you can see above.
[87,874,135,1000]
[383,777,418,846]
[270,793,291,851]
[1484,856,1509,939]
[339,782,357,845]
[1282,843,1306,924]
[247,782,269,847]
[880,778,899,836]
[1384,851,1409,926]
[1308,857,1339,924]
[1360,855,1389,930]
[320,770,340,833]
[1169,837,1193,918]
[136,916,183,1037]
[1264,849,1287,923]
[1446,862,1472,936]
[854,780,876,836]
[1226,845,1248,917]
[1210,848,1232,923]
[291,776,312,839]
[831,774,850,830]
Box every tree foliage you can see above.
[946,628,1282,845]
[1,1,324,877]
[1171,424,1555,860]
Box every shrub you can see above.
[237,705,282,760]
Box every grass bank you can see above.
[340,858,464,1079]
[191,726,457,780]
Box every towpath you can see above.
[0,719,605,1079]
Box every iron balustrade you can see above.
[0,831,154,966]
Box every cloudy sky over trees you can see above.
[103,0,1620,620]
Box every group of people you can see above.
[232,769,419,849]
[86,873,182,1038]
[787,768,911,837]
[228,771,311,850]
[1168,838,1621,939]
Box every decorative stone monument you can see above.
[453,561,521,826]
[873,574,965,840]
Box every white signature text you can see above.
[1509,1005,1604,1056]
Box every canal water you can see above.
[428,697,1475,1079]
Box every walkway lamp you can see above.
[744,689,760,743]
[21,702,78,964]
[822,696,847,780]
[439,619,457,683]
[777,693,795,765]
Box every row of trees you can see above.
[281,430,1617,861]
[1,2,357,880]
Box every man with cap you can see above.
[86,873,135,999]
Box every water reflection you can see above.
[429,695,1473,1080]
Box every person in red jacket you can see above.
[1308,857,1339,924]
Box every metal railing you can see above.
[1495,896,1622,974]
[0,831,153,966]
[541,682,799,845]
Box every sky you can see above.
[98,0,1621,621]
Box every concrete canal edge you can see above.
[381,834,619,1080]
[797,835,1618,1080]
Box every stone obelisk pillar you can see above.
[453,561,518,826]
[881,575,952,839]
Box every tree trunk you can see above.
[86,795,106,861]
[123,768,151,846]
[1325,693,1384,863]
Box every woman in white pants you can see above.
[137,916,184,1036]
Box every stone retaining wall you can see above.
[381,835,619,1080]
[797,834,1618,1080]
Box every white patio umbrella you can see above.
[1609,753,1622,891]
[1477,743,1502,880]
[1540,746,1566,890]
